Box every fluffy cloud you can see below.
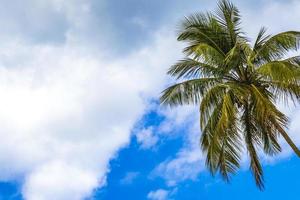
[147,189,170,200]
[22,161,100,200]
[0,1,182,199]
[152,106,205,186]
[0,42,138,199]
[0,34,179,199]
[120,171,140,185]
[136,127,159,149]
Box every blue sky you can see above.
[0,0,300,199]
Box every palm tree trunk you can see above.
[269,118,300,157]
[280,130,300,157]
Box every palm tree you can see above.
[160,0,300,189]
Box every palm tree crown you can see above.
[161,0,300,189]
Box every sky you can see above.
[0,0,300,199]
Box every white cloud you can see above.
[0,1,182,199]
[152,106,205,186]
[0,43,139,199]
[157,105,196,135]
[120,172,140,185]
[0,31,180,199]
[22,161,100,200]
[147,189,169,200]
[136,127,159,149]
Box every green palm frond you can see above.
[167,58,218,79]
[262,80,300,104]
[215,0,243,45]
[242,103,265,189]
[257,61,300,82]
[201,92,242,178]
[200,84,227,129]
[253,31,300,63]
[253,27,270,51]
[178,13,230,55]
[160,78,220,106]
[185,43,225,66]
[284,56,300,66]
